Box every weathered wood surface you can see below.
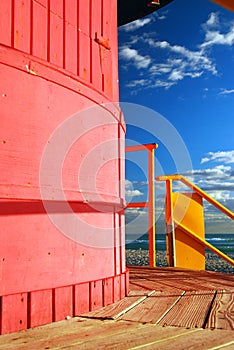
[206,290,234,330]
[119,292,184,324]
[0,266,233,349]
[129,266,234,291]
[81,291,155,320]
[0,317,233,350]
[157,290,216,328]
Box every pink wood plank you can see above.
[50,0,63,16]
[78,32,91,82]
[64,0,77,74]
[0,1,12,46]
[108,0,119,101]
[102,0,112,42]
[114,213,121,276]
[65,20,77,74]
[78,0,90,35]
[65,0,77,27]
[14,0,31,53]
[206,290,234,330]
[91,41,102,90]
[49,0,63,67]
[103,277,114,306]
[1,293,27,334]
[91,0,102,39]
[36,0,48,7]
[100,47,113,96]
[54,286,73,321]
[74,283,90,315]
[29,289,53,328]
[32,0,48,60]
[120,273,126,299]
[125,269,130,295]
[113,275,121,302]
[90,280,103,311]
[101,0,118,105]
[120,213,126,273]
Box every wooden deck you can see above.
[0,266,233,349]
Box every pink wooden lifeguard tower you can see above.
[0,0,173,334]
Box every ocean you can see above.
[126,233,234,258]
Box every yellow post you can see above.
[165,179,176,267]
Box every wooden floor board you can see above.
[60,325,202,350]
[206,290,234,330]
[80,291,155,320]
[157,290,216,328]
[0,266,233,349]
[120,292,184,323]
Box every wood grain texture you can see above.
[0,266,233,347]
[0,318,234,350]
[206,290,234,330]
[120,292,184,324]
[81,291,154,320]
[157,290,216,328]
[1,293,28,334]
[29,289,53,328]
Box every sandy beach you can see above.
[126,249,234,274]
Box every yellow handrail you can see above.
[157,174,234,268]
[157,175,234,220]
[174,219,234,266]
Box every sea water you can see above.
[126,233,234,258]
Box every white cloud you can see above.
[169,70,184,81]
[206,190,231,201]
[154,79,176,89]
[201,13,234,48]
[157,15,166,20]
[119,46,151,69]
[219,89,234,95]
[125,179,144,198]
[201,27,234,48]
[121,18,151,32]
[118,11,233,92]
[150,63,173,75]
[126,189,143,197]
[206,12,219,27]
[125,208,147,215]
[188,164,233,178]
[126,79,150,88]
[146,38,217,76]
[201,151,234,164]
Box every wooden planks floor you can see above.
[0,266,233,349]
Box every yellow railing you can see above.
[157,175,234,269]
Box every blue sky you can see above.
[118,0,234,234]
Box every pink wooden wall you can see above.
[0,0,128,335]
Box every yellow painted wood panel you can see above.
[172,192,205,270]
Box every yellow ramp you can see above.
[172,192,205,270]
